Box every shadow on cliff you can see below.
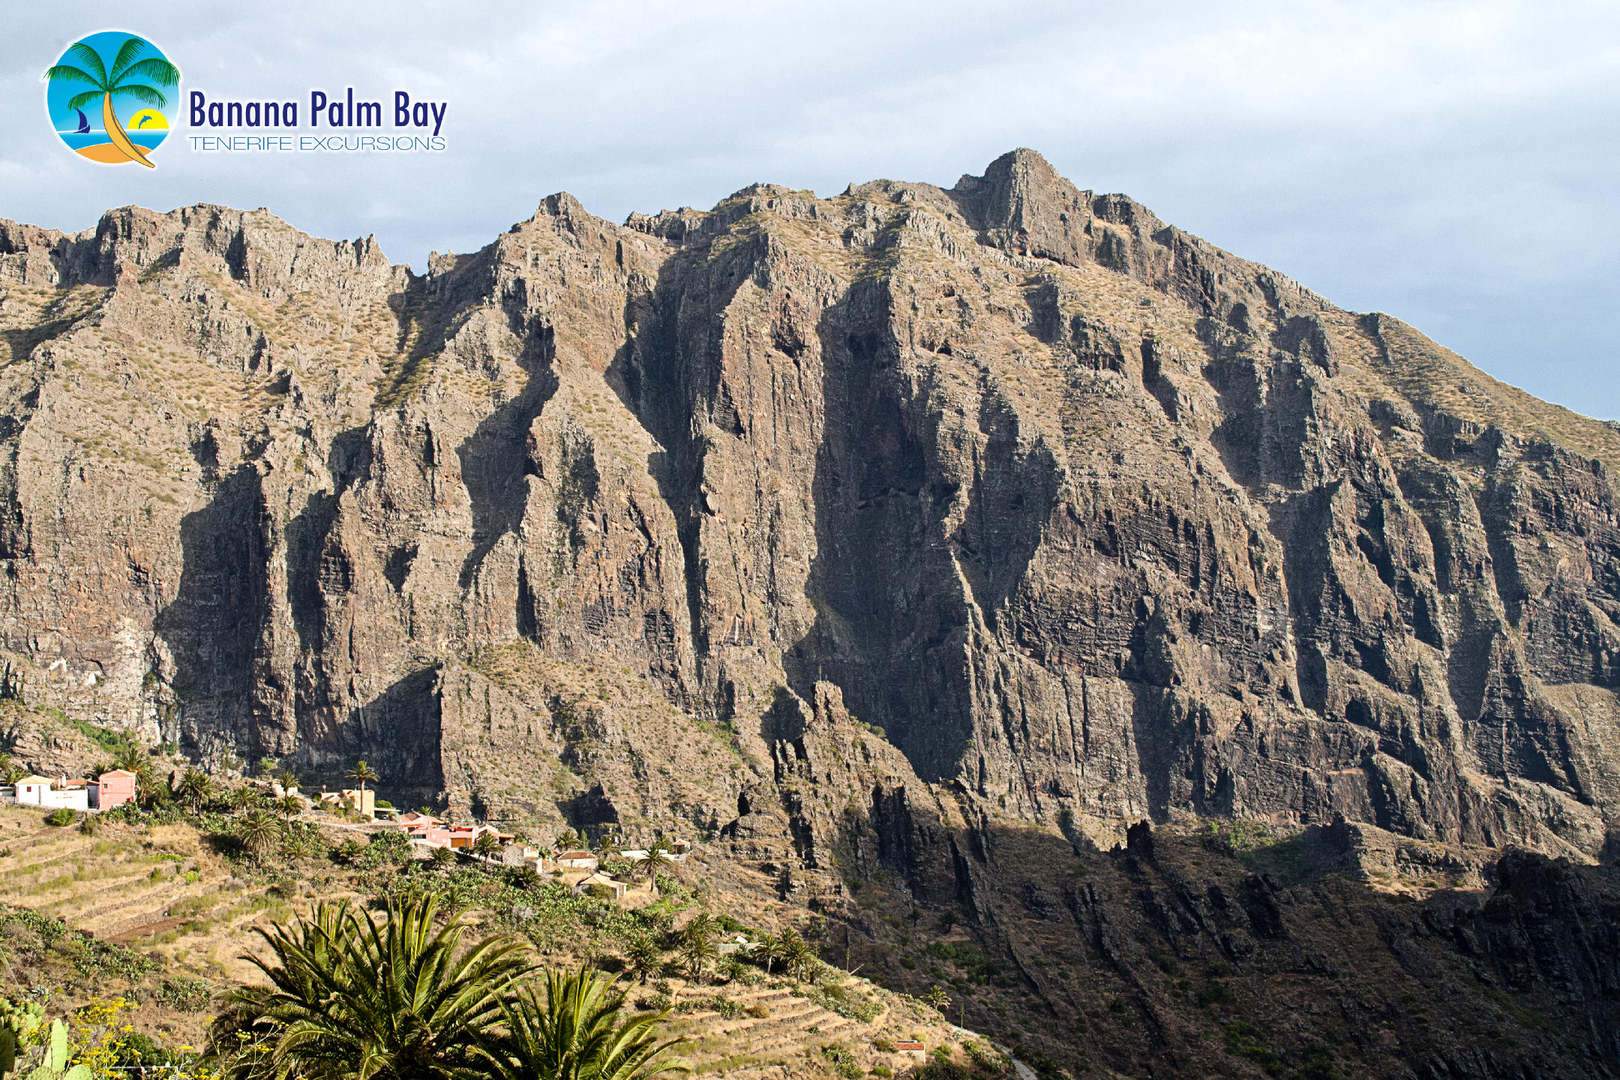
[601,225,761,680]
[603,224,1058,783]
[781,275,1057,783]
[820,798,1620,1078]
[299,664,446,800]
[455,314,558,587]
[152,464,270,757]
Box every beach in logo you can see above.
[44,30,180,166]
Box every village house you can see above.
[555,849,599,872]
[393,810,439,830]
[447,823,499,850]
[319,787,375,818]
[574,872,628,902]
[89,770,137,810]
[619,840,690,864]
[13,775,86,811]
[716,933,755,957]
[11,771,137,812]
[392,812,503,854]
[501,844,541,867]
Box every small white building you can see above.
[621,848,684,864]
[14,775,89,811]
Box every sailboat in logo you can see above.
[72,108,90,135]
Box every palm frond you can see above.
[65,43,107,87]
[108,36,149,82]
[111,84,167,108]
[65,90,106,112]
[114,56,180,89]
[43,63,98,87]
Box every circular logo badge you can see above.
[44,30,181,168]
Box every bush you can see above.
[43,807,77,827]
[354,828,413,869]
[155,976,214,1012]
[819,1044,862,1080]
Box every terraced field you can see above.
[656,970,981,1076]
[0,805,998,1075]
[0,805,304,985]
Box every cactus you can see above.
[0,998,42,1078]
[0,1023,91,1080]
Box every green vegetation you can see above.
[495,967,683,1080]
[209,894,681,1079]
[347,759,380,793]
[0,906,157,983]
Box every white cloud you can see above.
[3,0,1616,414]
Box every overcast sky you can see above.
[5,1,1616,416]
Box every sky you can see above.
[4,1,1617,417]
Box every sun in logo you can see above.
[44,31,181,167]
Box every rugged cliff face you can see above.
[2,149,1616,858]
[4,148,1620,1073]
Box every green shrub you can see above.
[820,1043,862,1080]
[156,976,214,1012]
[1223,1020,1282,1074]
[43,808,76,827]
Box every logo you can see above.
[44,30,180,168]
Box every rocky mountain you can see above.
[1,149,1618,1074]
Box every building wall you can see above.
[92,774,136,810]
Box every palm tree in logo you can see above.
[45,36,178,168]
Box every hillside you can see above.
[0,801,999,1078]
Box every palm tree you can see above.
[755,931,781,976]
[44,37,179,168]
[624,934,663,984]
[471,830,502,862]
[776,928,817,983]
[634,839,669,897]
[348,759,380,793]
[234,809,284,866]
[275,794,305,819]
[210,895,531,1079]
[676,915,717,983]
[107,739,157,791]
[493,967,683,1080]
[172,768,214,811]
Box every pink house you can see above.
[396,811,441,830]
[90,770,137,811]
[448,824,498,850]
